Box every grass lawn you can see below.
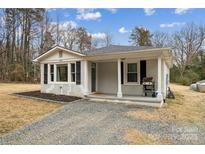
[124,83,205,144]
[0,83,62,135]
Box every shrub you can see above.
[177,77,190,86]
[10,64,25,82]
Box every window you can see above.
[127,63,138,83]
[71,63,75,82]
[50,64,54,82]
[56,64,68,82]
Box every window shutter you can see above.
[44,64,48,84]
[140,60,146,84]
[76,61,81,85]
[121,61,124,84]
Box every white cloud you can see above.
[46,8,57,12]
[76,9,102,21]
[106,8,118,14]
[144,8,155,16]
[50,21,78,30]
[174,8,191,15]
[91,32,107,40]
[160,22,185,28]
[119,27,129,33]
[62,21,77,28]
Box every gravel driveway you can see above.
[1,100,205,144]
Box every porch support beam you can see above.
[54,64,57,82]
[117,58,123,98]
[157,57,163,99]
[84,60,89,95]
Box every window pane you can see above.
[127,73,137,82]
[71,63,75,72]
[51,74,54,81]
[57,64,68,82]
[128,63,137,72]
[50,65,54,81]
[71,73,75,82]
[50,65,54,73]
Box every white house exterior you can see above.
[34,45,172,107]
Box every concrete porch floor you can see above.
[86,93,163,108]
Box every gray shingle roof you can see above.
[86,45,158,56]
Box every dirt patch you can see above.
[15,91,81,103]
[123,128,172,144]
[0,83,61,135]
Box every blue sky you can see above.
[47,8,205,45]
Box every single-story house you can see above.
[34,45,172,107]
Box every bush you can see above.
[10,64,25,82]
[170,65,201,86]
[184,69,200,84]
[177,77,190,86]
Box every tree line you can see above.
[0,8,112,82]
[0,8,205,85]
[129,24,205,85]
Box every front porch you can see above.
[86,93,163,107]
[83,50,170,107]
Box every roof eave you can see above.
[86,47,171,57]
[33,46,85,62]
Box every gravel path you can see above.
[0,100,205,145]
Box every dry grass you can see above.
[124,84,205,144]
[126,84,205,125]
[123,128,171,144]
[0,83,61,135]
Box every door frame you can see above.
[91,62,97,92]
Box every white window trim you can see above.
[124,59,140,85]
[49,64,54,83]
[70,62,76,83]
[56,63,69,83]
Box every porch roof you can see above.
[86,45,172,67]
[87,45,166,56]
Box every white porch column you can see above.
[84,60,89,95]
[157,57,163,99]
[117,58,122,98]
[48,64,51,83]
[54,64,57,82]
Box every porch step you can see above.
[86,95,163,108]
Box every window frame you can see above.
[124,60,140,85]
[56,64,68,82]
[50,64,54,82]
[70,62,76,83]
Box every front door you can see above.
[91,63,96,92]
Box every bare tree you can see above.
[171,23,205,77]
[60,24,77,50]
[0,8,45,82]
[75,27,91,53]
[40,14,55,53]
[104,32,112,47]
[151,31,169,48]
[91,32,113,48]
